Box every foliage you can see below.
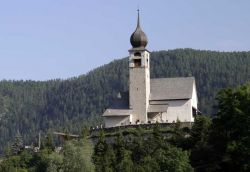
[188,83,250,172]
[11,131,24,155]
[0,49,250,152]
[92,131,115,172]
[46,152,63,172]
[91,83,250,172]
[207,83,250,171]
[0,136,94,172]
[41,131,54,152]
[62,140,93,172]
[92,127,193,172]
[0,49,250,171]
[1,80,250,172]
[189,115,213,171]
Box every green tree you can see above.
[46,152,63,172]
[19,150,32,169]
[156,143,193,172]
[43,131,54,152]
[81,126,90,139]
[140,155,160,172]
[170,119,188,149]
[189,115,213,171]
[116,150,133,172]
[130,127,147,164]
[114,132,133,172]
[4,145,12,158]
[62,140,93,172]
[114,132,125,163]
[81,138,95,172]
[31,150,50,172]
[92,131,115,172]
[11,131,24,155]
[208,83,250,171]
[151,123,164,149]
[190,115,211,145]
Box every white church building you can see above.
[103,11,198,128]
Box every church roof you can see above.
[102,92,130,117]
[102,77,195,117]
[150,77,195,100]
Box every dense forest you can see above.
[0,49,250,153]
[0,82,249,171]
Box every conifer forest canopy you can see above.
[0,48,249,153]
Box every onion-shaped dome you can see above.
[130,10,148,48]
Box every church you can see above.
[102,11,198,128]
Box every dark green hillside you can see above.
[0,49,250,153]
[151,49,250,114]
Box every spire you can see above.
[130,10,148,48]
[137,9,140,28]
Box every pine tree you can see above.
[92,130,115,172]
[114,132,125,163]
[114,132,133,172]
[11,131,24,155]
[130,127,147,164]
[189,115,213,171]
[208,84,250,171]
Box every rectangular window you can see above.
[134,59,141,67]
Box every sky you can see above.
[0,0,250,81]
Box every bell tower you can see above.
[129,10,150,124]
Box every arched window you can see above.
[134,52,141,57]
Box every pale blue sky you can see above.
[0,0,250,80]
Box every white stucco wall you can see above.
[190,83,198,121]
[161,99,193,123]
[104,116,130,128]
[161,83,198,123]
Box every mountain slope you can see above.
[0,49,249,153]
